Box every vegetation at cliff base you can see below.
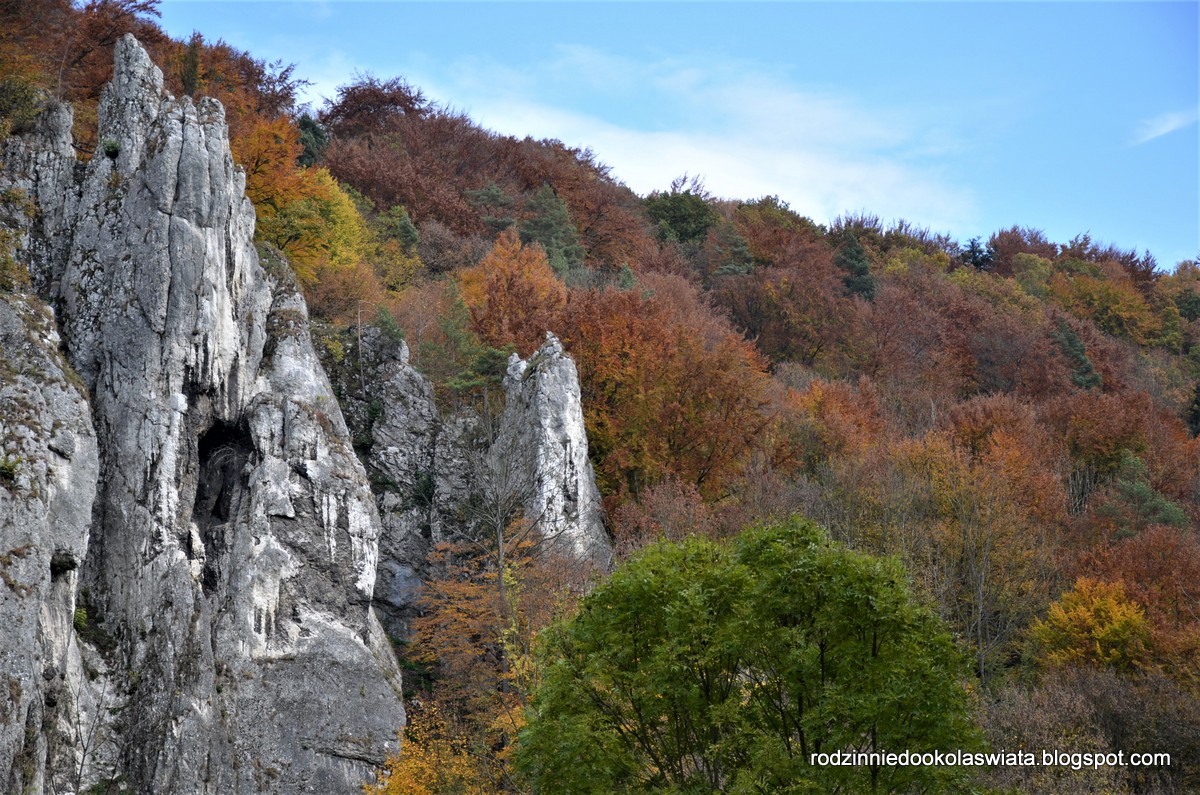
[517,517,980,794]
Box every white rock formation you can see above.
[0,294,98,795]
[495,333,609,566]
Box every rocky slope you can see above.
[0,36,404,793]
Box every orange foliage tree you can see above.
[766,376,884,477]
[732,195,828,268]
[1041,391,1153,518]
[458,228,566,357]
[715,265,860,369]
[234,114,306,214]
[391,538,589,793]
[231,113,379,318]
[946,394,1068,527]
[986,225,1058,276]
[321,74,654,269]
[559,273,771,499]
[609,477,715,558]
[363,699,489,795]
[1049,270,1164,347]
[895,434,1057,682]
[0,0,169,149]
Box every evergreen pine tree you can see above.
[617,263,636,290]
[710,222,755,278]
[1051,318,1103,390]
[179,32,202,97]
[297,114,328,167]
[519,184,584,277]
[1186,381,1200,437]
[836,232,876,300]
[963,236,994,270]
[466,182,515,233]
[383,205,420,254]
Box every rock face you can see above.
[0,35,403,793]
[324,330,611,640]
[0,294,98,795]
[337,334,441,642]
[495,333,608,565]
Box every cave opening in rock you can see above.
[193,420,253,594]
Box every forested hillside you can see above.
[3,3,1198,793]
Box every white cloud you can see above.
[1131,109,1200,146]
[421,50,978,232]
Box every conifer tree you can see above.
[1051,317,1102,390]
[296,114,328,167]
[519,184,584,277]
[467,182,515,234]
[836,232,876,300]
[382,205,420,254]
[179,31,202,97]
[1187,381,1200,437]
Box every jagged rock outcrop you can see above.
[323,330,610,640]
[495,333,608,565]
[1,35,403,793]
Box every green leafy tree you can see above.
[517,517,980,794]
[519,184,584,277]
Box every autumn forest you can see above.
[2,2,1198,793]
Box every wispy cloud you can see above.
[1131,109,1200,146]
[290,48,359,110]
[413,48,979,233]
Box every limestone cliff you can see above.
[0,36,403,793]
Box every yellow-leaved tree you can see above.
[234,114,378,319]
[1031,577,1151,671]
[255,166,368,285]
[362,700,488,795]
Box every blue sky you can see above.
[158,1,1198,267]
